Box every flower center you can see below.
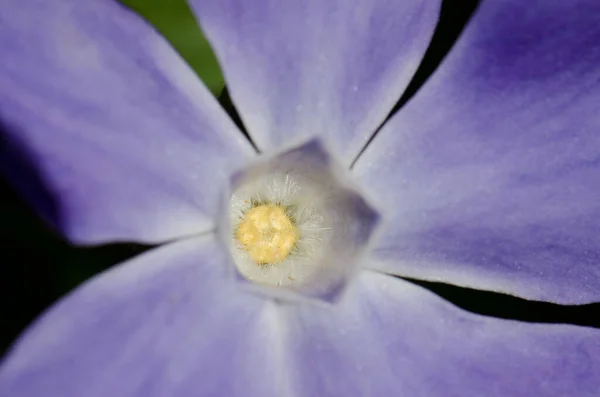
[236,204,299,264]
[224,139,380,301]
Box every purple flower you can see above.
[1,0,599,395]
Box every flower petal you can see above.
[0,0,254,244]
[188,0,440,163]
[283,271,600,396]
[354,0,600,303]
[0,235,284,397]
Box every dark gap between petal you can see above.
[402,276,600,329]
[219,87,261,153]
[350,0,481,169]
[0,172,153,357]
[0,121,62,357]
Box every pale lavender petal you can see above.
[0,235,284,397]
[354,0,600,303]
[188,0,440,163]
[283,271,600,397]
[0,0,254,244]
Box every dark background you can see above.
[1,0,599,357]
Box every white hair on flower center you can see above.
[229,172,332,287]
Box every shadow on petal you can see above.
[0,118,61,230]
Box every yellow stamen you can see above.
[236,204,299,265]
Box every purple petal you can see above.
[188,0,440,163]
[0,0,254,244]
[0,235,284,397]
[283,271,600,396]
[354,0,600,303]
